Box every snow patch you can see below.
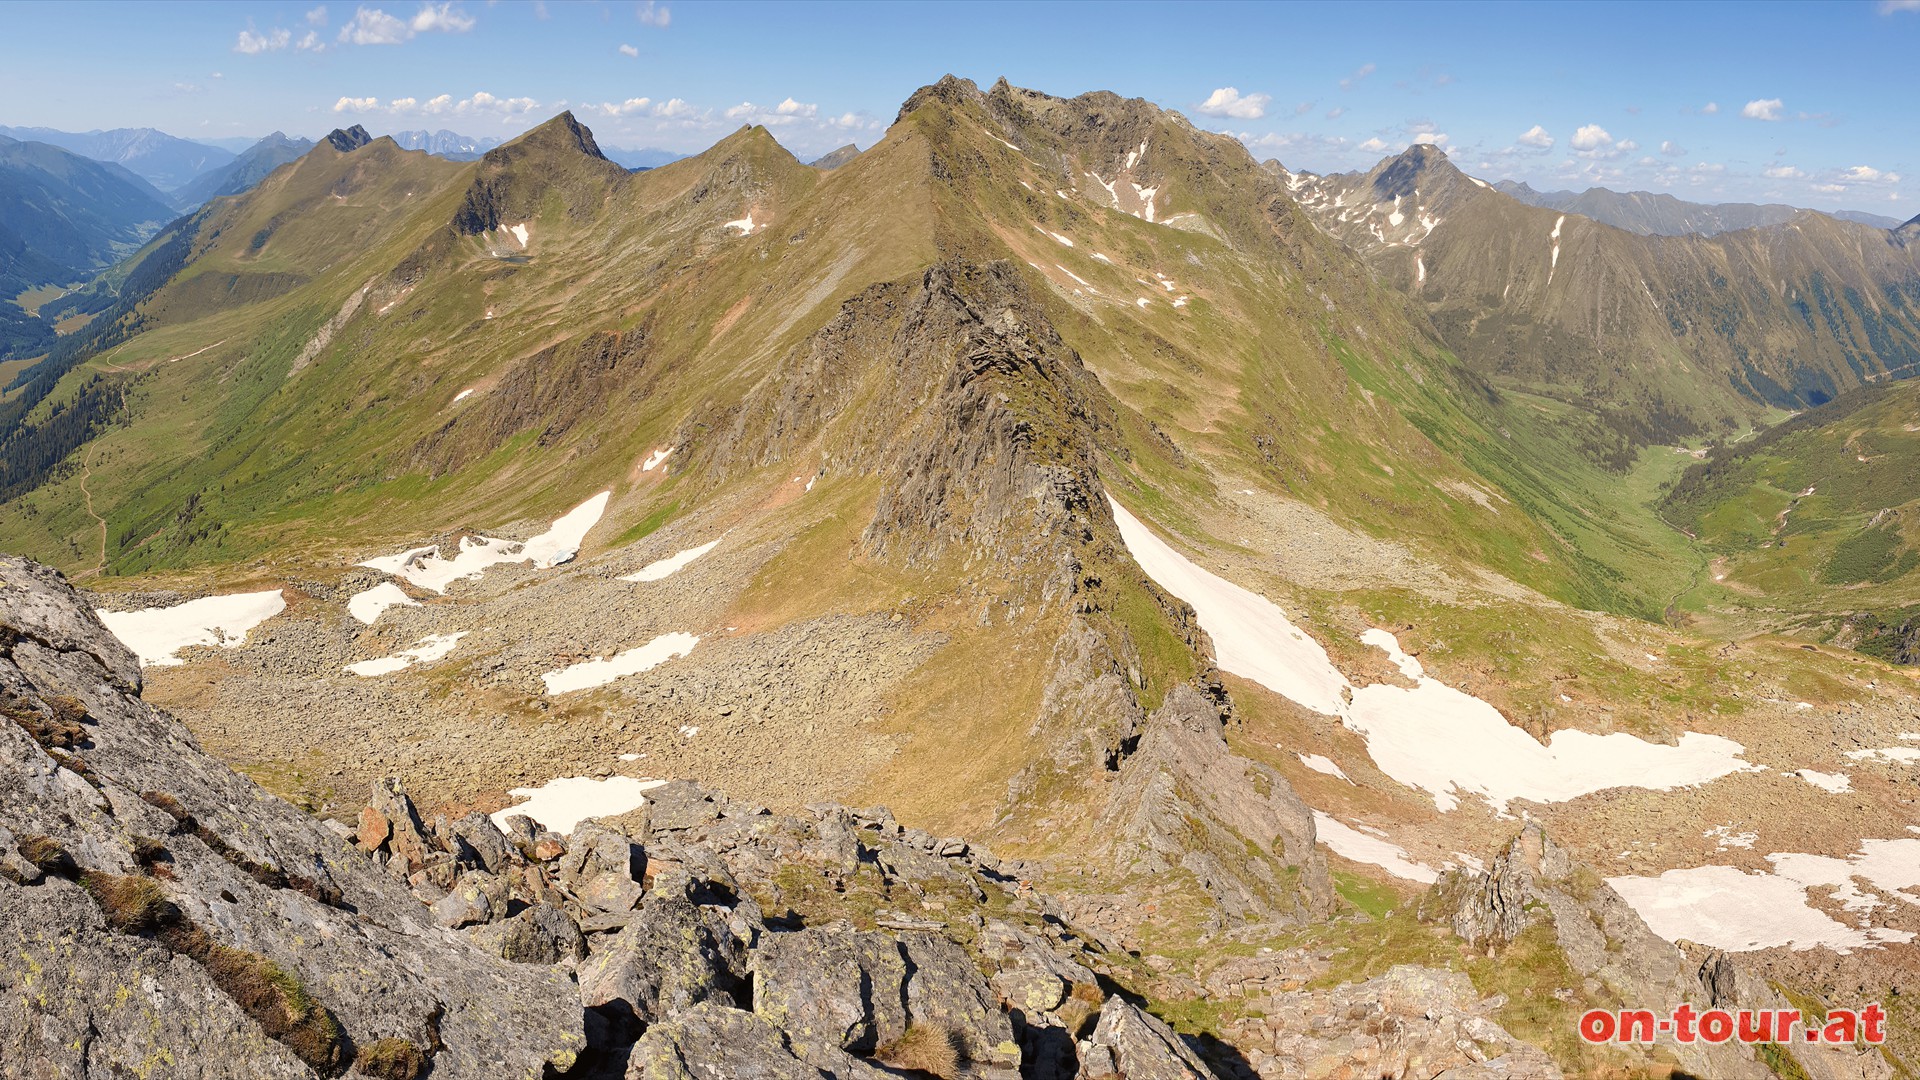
[723,212,756,235]
[621,540,720,582]
[347,582,419,625]
[452,388,474,404]
[98,592,286,668]
[508,223,529,249]
[1612,838,1920,953]
[360,491,609,594]
[1312,812,1437,883]
[1705,824,1758,850]
[346,632,466,677]
[1847,747,1920,764]
[1298,754,1351,781]
[541,631,698,694]
[642,447,672,472]
[490,776,668,836]
[1790,769,1853,793]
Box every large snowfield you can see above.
[97,591,287,667]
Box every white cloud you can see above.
[1570,123,1612,151]
[636,0,671,26]
[1357,136,1389,153]
[1700,102,1720,115]
[297,30,322,49]
[1517,124,1554,149]
[653,97,695,119]
[1660,140,1685,156]
[1742,98,1784,121]
[337,3,471,45]
[1813,183,1847,192]
[1618,139,1639,152]
[339,90,538,117]
[1763,164,1805,179]
[1196,87,1271,120]
[1880,0,1920,12]
[598,97,653,116]
[1412,132,1448,146]
[306,5,329,25]
[1691,162,1726,174]
[1325,105,1346,120]
[1846,165,1901,182]
[234,26,292,53]
[1339,62,1376,91]
[410,2,474,33]
[775,97,817,118]
[618,43,639,57]
[338,7,409,43]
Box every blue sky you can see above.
[1,0,1913,214]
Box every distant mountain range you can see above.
[1493,179,1904,236]
[172,132,315,207]
[0,125,232,193]
[386,129,500,161]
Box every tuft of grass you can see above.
[204,945,348,1074]
[16,833,78,877]
[82,872,174,934]
[353,1037,428,1079]
[876,1024,963,1078]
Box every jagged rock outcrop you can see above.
[1098,685,1333,929]
[323,125,372,153]
[0,555,586,1078]
[1425,824,1893,1080]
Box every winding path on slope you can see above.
[74,439,108,580]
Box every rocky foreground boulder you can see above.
[0,555,585,1078]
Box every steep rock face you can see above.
[1425,825,1892,1080]
[1097,685,1333,929]
[0,555,586,1078]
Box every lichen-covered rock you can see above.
[753,926,911,1062]
[577,896,746,1027]
[0,555,585,1078]
[626,1001,894,1080]
[1077,999,1213,1080]
[499,902,586,965]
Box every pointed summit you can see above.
[1368,142,1460,201]
[324,125,373,153]
[494,111,608,162]
[808,144,860,171]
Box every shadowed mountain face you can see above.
[1283,146,1920,466]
